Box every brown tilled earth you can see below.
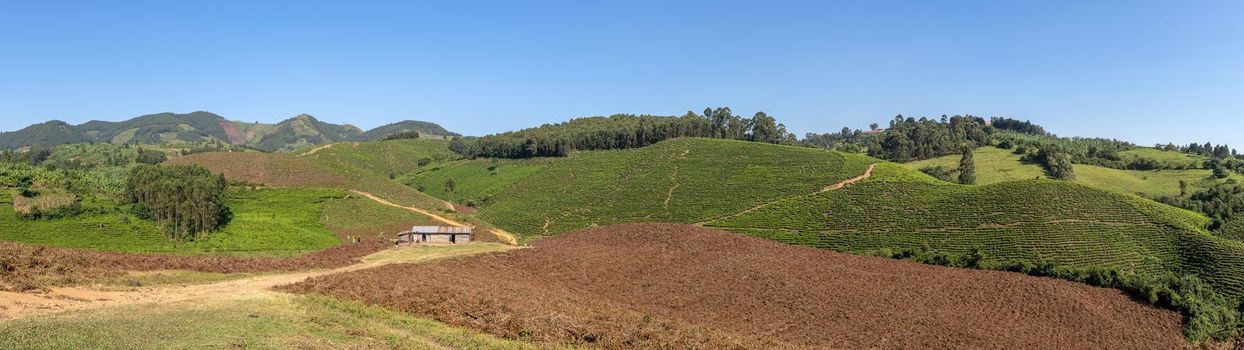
[282,223,1187,349]
[0,239,389,292]
[166,152,346,187]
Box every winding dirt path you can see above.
[350,190,518,245]
[695,163,877,226]
[0,244,517,320]
[350,190,466,227]
[295,142,340,157]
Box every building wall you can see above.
[425,234,454,244]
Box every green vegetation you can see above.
[908,147,1046,184]
[957,148,975,185]
[461,108,797,158]
[1222,216,1244,242]
[0,111,458,153]
[0,294,539,350]
[306,139,459,182]
[302,139,463,210]
[415,138,874,237]
[126,165,229,240]
[357,120,461,141]
[253,114,364,152]
[403,158,553,206]
[0,188,344,256]
[708,163,1244,301]
[319,193,439,240]
[904,146,1237,197]
[1120,148,1207,169]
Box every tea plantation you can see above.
[709,163,1244,298]
[0,188,369,256]
[416,138,876,237]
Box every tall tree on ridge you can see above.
[959,147,977,185]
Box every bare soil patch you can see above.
[282,223,1186,349]
[0,239,388,292]
[0,243,517,320]
[167,152,346,188]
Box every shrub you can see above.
[135,148,167,165]
[382,130,421,141]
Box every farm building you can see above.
[398,226,472,244]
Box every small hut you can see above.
[397,226,472,244]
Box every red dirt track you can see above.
[283,223,1186,349]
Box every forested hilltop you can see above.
[454,107,797,158]
[0,112,458,152]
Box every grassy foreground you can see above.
[0,243,532,349]
[0,294,538,350]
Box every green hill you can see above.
[0,112,458,153]
[0,120,92,149]
[405,138,1244,299]
[171,139,461,212]
[706,163,1244,298]
[355,120,461,141]
[407,138,876,237]
[904,146,1238,197]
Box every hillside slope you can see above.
[408,138,876,237]
[169,139,459,214]
[354,120,461,141]
[904,146,1237,197]
[709,163,1244,298]
[407,138,1244,300]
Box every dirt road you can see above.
[0,244,516,320]
[295,142,342,157]
[696,163,877,225]
[350,190,519,245]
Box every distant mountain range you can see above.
[0,112,460,152]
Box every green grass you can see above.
[1072,163,1229,197]
[318,193,440,240]
[0,294,541,350]
[412,138,876,238]
[708,163,1244,299]
[403,158,554,206]
[903,146,1238,197]
[905,146,1046,183]
[305,139,459,180]
[0,188,345,256]
[1119,148,1207,168]
[175,139,461,211]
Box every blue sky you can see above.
[1,0,1241,147]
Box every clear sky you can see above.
[2,1,1241,147]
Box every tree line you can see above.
[125,164,230,240]
[452,108,797,158]
[865,115,993,162]
[1157,142,1237,159]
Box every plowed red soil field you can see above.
[282,223,1186,349]
[0,240,388,292]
